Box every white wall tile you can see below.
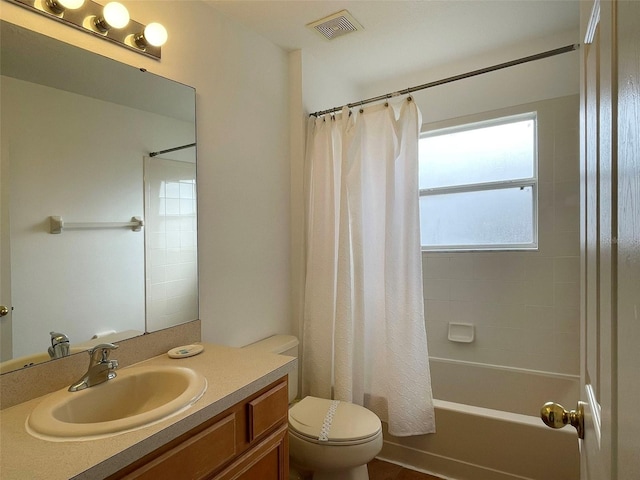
[424,256,451,279]
[422,95,580,376]
[554,305,580,333]
[449,301,479,324]
[472,255,525,281]
[487,302,522,328]
[424,300,451,322]
[145,158,198,332]
[448,255,475,279]
[449,279,486,302]
[554,153,579,183]
[553,230,580,256]
[536,115,555,181]
[554,128,580,162]
[524,305,556,331]
[491,278,527,305]
[423,277,450,301]
[554,282,580,308]
[554,181,580,232]
[554,257,580,282]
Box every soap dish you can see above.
[168,344,204,359]
[448,323,475,343]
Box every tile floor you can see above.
[368,458,444,480]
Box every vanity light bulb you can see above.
[44,0,84,14]
[143,23,168,47]
[102,2,130,29]
[57,0,84,8]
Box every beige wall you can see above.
[362,28,580,123]
[0,1,292,348]
[289,50,361,341]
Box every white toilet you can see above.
[244,335,383,480]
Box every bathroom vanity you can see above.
[0,344,295,479]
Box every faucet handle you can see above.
[49,331,69,346]
[88,343,118,363]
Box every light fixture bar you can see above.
[6,0,163,59]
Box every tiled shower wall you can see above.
[145,157,198,332]
[422,95,580,376]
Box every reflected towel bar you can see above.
[49,216,143,234]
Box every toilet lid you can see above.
[288,396,381,443]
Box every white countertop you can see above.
[0,343,296,479]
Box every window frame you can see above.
[419,111,539,252]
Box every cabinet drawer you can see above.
[247,380,288,442]
[123,413,236,480]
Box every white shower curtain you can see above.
[302,99,435,436]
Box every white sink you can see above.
[27,365,207,441]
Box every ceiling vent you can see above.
[307,10,363,41]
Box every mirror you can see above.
[0,21,197,373]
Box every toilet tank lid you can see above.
[243,335,299,354]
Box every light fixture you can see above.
[134,22,168,48]
[8,0,167,59]
[43,0,85,14]
[93,2,129,32]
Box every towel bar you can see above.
[49,216,143,234]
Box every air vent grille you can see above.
[307,10,363,40]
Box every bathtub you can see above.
[378,358,580,480]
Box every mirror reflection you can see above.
[0,21,197,374]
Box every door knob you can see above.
[0,305,8,317]
[540,401,585,439]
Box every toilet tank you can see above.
[243,335,299,403]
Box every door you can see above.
[580,0,640,478]
[581,1,613,477]
[0,108,12,362]
[610,1,640,479]
[542,1,640,478]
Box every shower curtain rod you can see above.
[310,44,579,117]
[149,142,197,157]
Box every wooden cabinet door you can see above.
[213,423,288,480]
[120,414,237,480]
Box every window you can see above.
[419,112,538,251]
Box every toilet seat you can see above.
[288,396,382,446]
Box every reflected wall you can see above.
[0,20,196,368]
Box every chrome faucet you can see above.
[48,331,70,359]
[68,343,119,392]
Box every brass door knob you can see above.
[540,401,585,439]
[0,305,8,317]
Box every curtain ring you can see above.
[359,100,364,114]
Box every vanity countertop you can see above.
[0,343,296,480]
